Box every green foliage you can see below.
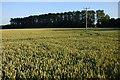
[2,28,120,79]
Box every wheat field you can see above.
[1,28,120,79]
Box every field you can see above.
[1,28,120,79]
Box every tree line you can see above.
[2,10,120,29]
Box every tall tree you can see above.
[96,10,105,27]
[8,10,113,29]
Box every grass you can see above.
[1,28,120,79]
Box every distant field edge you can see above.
[0,28,120,30]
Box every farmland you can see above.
[1,28,120,79]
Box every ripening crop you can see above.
[1,28,120,79]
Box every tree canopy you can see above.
[2,10,120,29]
